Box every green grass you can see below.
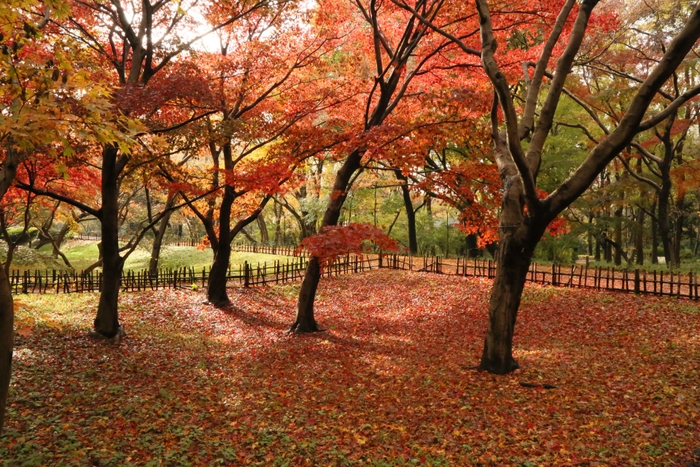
[6,240,299,273]
[532,255,700,274]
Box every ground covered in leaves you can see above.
[2,270,700,466]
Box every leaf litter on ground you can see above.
[2,270,700,466]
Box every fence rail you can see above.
[8,247,700,300]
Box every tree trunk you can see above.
[613,206,623,266]
[0,267,13,434]
[290,256,323,332]
[603,232,612,262]
[273,202,283,245]
[672,195,685,268]
[587,214,594,256]
[257,214,269,244]
[651,200,659,264]
[635,208,645,265]
[48,222,73,268]
[206,186,235,306]
[479,234,534,374]
[208,194,271,306]
[292,149,362,333]
[395,170,418,254]
[207,237,232,306]
[465,234,478,258]
[92,145,124,338]
[479,179,545,374]
[657,173,678,268]
[148,205,174,276]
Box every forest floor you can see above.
[2,270,700,466]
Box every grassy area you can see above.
[5,240,296,273]
[3,271,700,466]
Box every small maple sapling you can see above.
[300,222,401,268]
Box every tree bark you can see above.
[395,170,418,254]
[207,195,271,306]
[273,202,283,245]
[207,235,232,306]
[291,256,323,332]
[257,214,269,244]
[657,183,677,268]
[613,206,623,266]
[148,198,175,276]
[635,208,645,265]
[0,267,13,434]
[672,194,685,267]
[206,153,235,306]
[92,145,124,338]
[587,214,594,256]
[291,149,363,333]
[479,181,546,374]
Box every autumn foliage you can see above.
[300,222,401,267]
[4,271,700,465]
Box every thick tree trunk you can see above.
[206,184,234,306]
[479,233,535,374]
[292,149,363,333]
[206,194,271,306]
[0,148,20,434]
[478,174,546,374]
[478,161,547,374]
[290,257,322,332]
[207,239,232,306]
[0,267,13,434]
[92,145,124,338]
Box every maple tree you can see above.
[0,0,140,432]
[175,5,344,306]
[292,0,490,333]
[12,0,278,339]
[450,0,700,373]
